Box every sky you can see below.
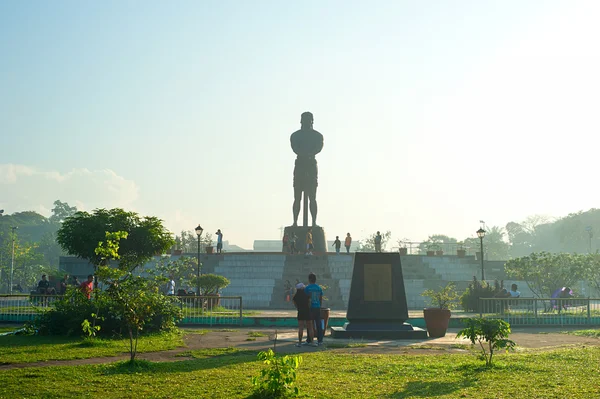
[1,1,600,249]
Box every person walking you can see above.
[215,229,224,254]
[333,236,341,254]
[345,233,352,254]
[374,231,382,253]
[292,283,314,346]
[304,272,324,345]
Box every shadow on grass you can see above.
[388,379,474,398]
[101,349,257,375]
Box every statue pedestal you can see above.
[283,226,327,253]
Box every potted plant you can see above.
[193,273,230,307]
[205,237,214,254]
[435,245,444,256]
[421,282,459,338]
[457,242,466,258]
[397,239,409,255]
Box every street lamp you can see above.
[9,226,17,295]
[476,227,486,281]
[195,224,204,295]
[586,226,593,253]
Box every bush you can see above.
[192,273,230,295]
[29,283,182,337]
[460,277,503,312]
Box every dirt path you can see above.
[1,326,599,370]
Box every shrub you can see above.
[29,279,182,339]
[456,318,515,367]
[252,349,302,398]
[192,273,230,295]
[460,277,503,312]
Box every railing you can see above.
[479,297,600,326]
[391,242,479,256]
[0,294,243,326]
[177,295,243,326]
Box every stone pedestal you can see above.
[283,226,327,253]
[331,252,427,339]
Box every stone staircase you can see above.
[269,254,346,310]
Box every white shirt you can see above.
[167,280,175,295]
[509,290,520,298]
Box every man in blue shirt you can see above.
[304,272,324,345]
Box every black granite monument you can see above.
[283,112,327,253]
[331,252,427,339]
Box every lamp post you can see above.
[195,224,204,295]
[476,227,486,281]
[586,226,593,253]
[9,226,17,295]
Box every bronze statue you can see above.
[291,112,324,226]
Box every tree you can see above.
[504,252,587,298]
[418,235,458,254]
[49,200,78,224]
[357,231,391,252]
[56,208,175,272]
[192,273,230,295]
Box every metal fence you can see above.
[0,294,243,326]
[479,297,600,326]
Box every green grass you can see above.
[0,325,24,334]
[247,331,266,338]
[0,331,184,364]
[1,347,600,398]
[564,328,600,338]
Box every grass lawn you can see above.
[0,331,184,364]
[0,347,599,398]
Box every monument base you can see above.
[331,322,427,340]
[283,225,327,253]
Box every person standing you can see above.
[37,274,50,294]
[290,233,297,255]
[215,229,223,254]
[292,283,314,346]
[509,284,520,298]
[166,275,176,296]
[306,228,314,255]
[304,272,324,345]
[374,231,382,253]
[345,233,352,254]
[59,274,69,295]
[80,275,94,300]
[282,233,290,253]
[333,236,341,254]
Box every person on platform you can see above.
[215,229,223,254]
[304,272,324,345]
[375,231,382,253]
[509,284,520,298]
[290,233,297,255]
[59,274,69,295]
[345,233,352,254]
[306,228,314,256]
[333,236,341,254]
[293,283,314,347]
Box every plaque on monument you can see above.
[331,252,427,339]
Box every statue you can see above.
[291,112,324,227]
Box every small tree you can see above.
[252,349,302,398]
[456,318,515,367]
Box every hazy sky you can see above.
[2,1,600,249]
